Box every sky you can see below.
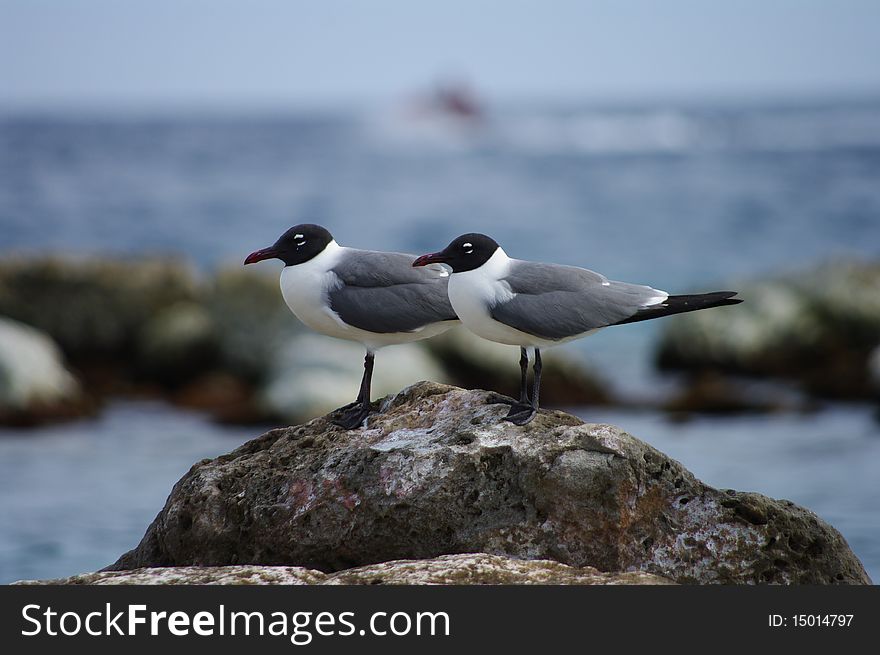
[2,0,880,110]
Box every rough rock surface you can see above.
[657,260,880,399]
[109,382,869,585]
[19,553,672,585]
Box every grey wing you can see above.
[490,261,666,340]
[328,250,457,333]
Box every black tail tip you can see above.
[717,291,743,306]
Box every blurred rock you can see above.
[19,554,672,585]
[136,302,220,386]
[662,372,809,417]
[203,266,296,381]
[0,317,92,425]
[0,256,198,361]
[108,382,870,584]
[870,345,880,394]
[172,373,261,424]
[259,334,451,423]
[656,260,880,400]
[424,326,610,405]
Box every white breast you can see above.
[279,241,350,338]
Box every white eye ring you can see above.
[463,242,472,248]
[465,249,473,254]
[294,233,304,239]
[296,241,306,247]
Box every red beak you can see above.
[412,252,447,267]
[244,247,278,265]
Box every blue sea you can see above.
[1,100,879,583]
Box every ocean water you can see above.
[0,403,266,584]
[1,101,879,583]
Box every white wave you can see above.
[361,104,880,155]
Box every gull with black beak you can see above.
[246,224,457,429]
[414,233,742,425]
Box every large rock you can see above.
[0,316,91,425]
[18,554,672,585]
[108,382,869,584]
[656,260,880,399]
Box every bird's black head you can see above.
[412,233,500,273]
[244,224,334,267]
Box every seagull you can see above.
[413,233,742,425]
[245,224,457,429]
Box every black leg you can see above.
[505,347,539,425]
[486,346,530,406]
[332,353,368,412]
[531,348,542,410]
[518,346,529,404]
[359,351,374,404]
[333,352,375,429]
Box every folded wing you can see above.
[490,261,669,340]
[328,251,458,333]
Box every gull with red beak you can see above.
[414,233,742,425]
[246,224,457,429]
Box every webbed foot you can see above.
[504,402,537,426]
[332,404,372,430]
